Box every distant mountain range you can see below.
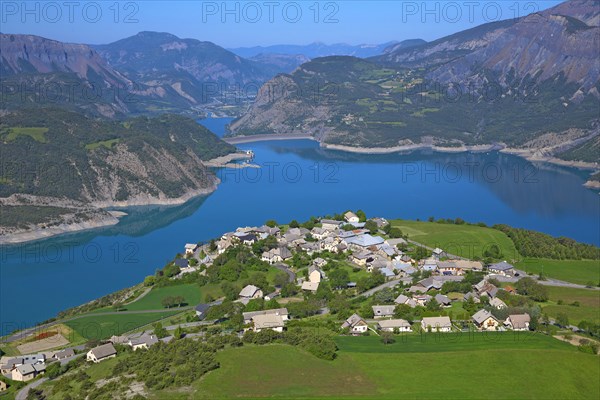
[230,0,600,164]
[229,40,425,59]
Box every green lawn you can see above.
[516,258,600,286]
[389,220,518,260]
[539,286,600,324]
[189,344,374,399]
[85,138,120,150]
[4,127,49,143]
[187,334,599,399]
[65,311,178,340]
[125,284,203,311]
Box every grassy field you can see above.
[125,284,203,311]
[85,138,120,150]
[516,258,600,285]
[65,311,178,340]
[539,286,600,325]
[389,220,518,260]
[186,334,599,399]
[5,127,49,142]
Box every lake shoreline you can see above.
[227,135,600,174]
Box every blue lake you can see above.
[1,119,599,334]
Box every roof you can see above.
[342,313,367,328]
[243,308,289,321]
[301,281,320,291]
[16,364,36,375]
[378,319,411,329]
[54,348,75,359]
[321,219,343,226]
[344,211,358,219]
[308,265,323,276]
[432,248,444,254]
[195,303,211,314]
[173,258,188,268]
[435,294,451,304]
[379,267,396,278]
[239,285,261,298]
[395,294,410,304]
[421,316,452,328]
[472,309,497,324]
[508,314,531,329]
[490,297,507,308]
[130,334,159,347]
[345,234,385,248]
[454,260,483,270]
[372,305,395,315]
[489,261,515,271]
[252,314,285,329]
[352,251,373,260]
[184,243,197,250]
[88,343,116,359]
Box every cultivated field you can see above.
[389,220,518,260]
[516,258,600,285]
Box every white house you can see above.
[301,281,320,292]
[472,309,500,331]
[421,316,452,332]
[308,265,324,283]
[377,319,412,332]
[505,314,531,331]
[342,313,368,334]
[86,343,117,363]
[321,219,343,231]
[184,243,198,255]
[490,297,507,309]
[488,261,515,276]
[344,211,360,223]
[128,334,159,351]
[243,308,289,324]
[372,305,395,319]
[252,314,285,333]
[239,285,263,299]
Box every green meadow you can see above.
[539,286,600,324]
[124,283,203,311]
[389,220,518,260]
[185,334,599,399]
[65,311,178,340]
[4,127,49,143]
[516,258,600,285]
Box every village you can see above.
[2,210,598,399]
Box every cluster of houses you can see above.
[1,353,47,382]
[340,311,531,335]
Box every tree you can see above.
[414,246,429,260]
[143,275,155,287]
[515,277,548,302]
[381,331,395,345]
[426,298,440,311]
[153,322,168,339]
[329,268,350,289]
[289,220,300,228]
[556,313,569,327]
[281,282,298,297]
[112,302,124,312]
[265,220,278,228]
[162,296,175,308]
[364,220,378,234]
[273,272,290,288]
[388,227,404,238]
[356,210,367,222]
[174,326,183,340]
[221,282,240,301]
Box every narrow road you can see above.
[354,279,402,299]
[274,263,296,283]
[124,287,152,305]
[16,377,47,400]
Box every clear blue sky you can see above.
[2,1,563,47]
